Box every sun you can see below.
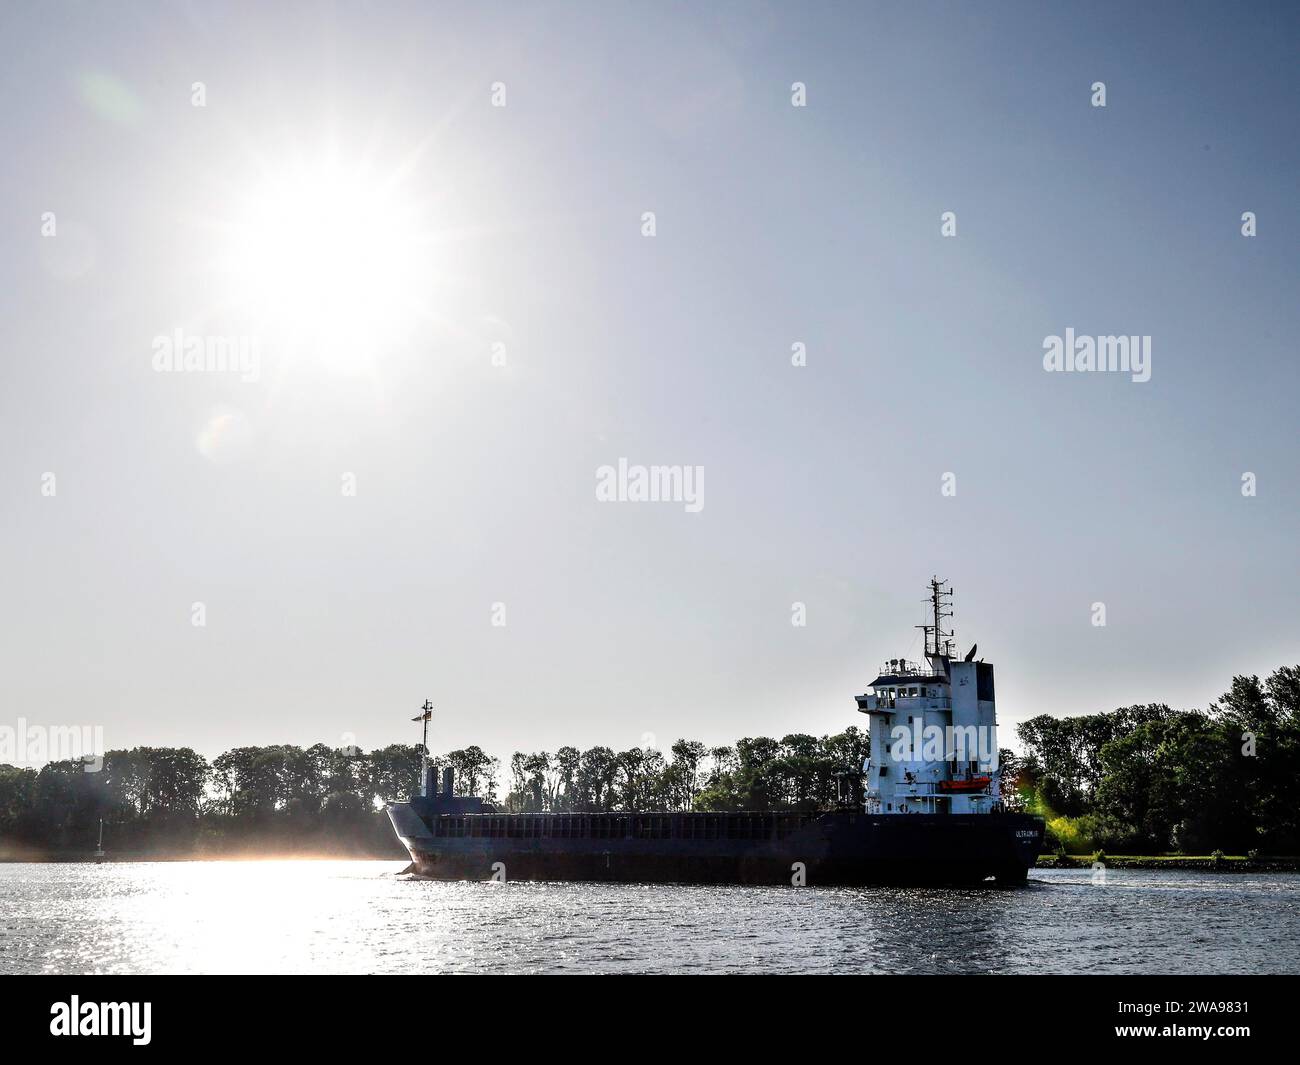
[219,156,434,374]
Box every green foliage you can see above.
[689,728,869,812]
[0,742,431,858]
[1045,814,1099,855]
[499,729,868,814]
[1017,665,1300,855]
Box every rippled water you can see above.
[2,861,1297,974]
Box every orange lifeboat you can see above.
[938,777,991,793]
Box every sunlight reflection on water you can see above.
[2,862,1297,974]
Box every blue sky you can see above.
[2,1,1297,762]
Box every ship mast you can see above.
[412,699,434,796]
[922,576,954,660]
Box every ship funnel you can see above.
[442,766,454,797]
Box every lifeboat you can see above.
[938,777,991,793]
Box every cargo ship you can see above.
[387,580,1044,885]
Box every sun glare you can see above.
[220,158,432,373]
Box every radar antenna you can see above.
[916,577,955,659]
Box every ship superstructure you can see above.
[857,579,1000,816]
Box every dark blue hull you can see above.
[388,805,1044,886]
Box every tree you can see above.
[446,746,499,800]
[666,739,706,809]
[1210,668,1300,851]
[551,746,581,809]
[1016,708,1172,816]
[705,746,735,788]
[0,764,38,850]
[522,752,550,811]
[366,744,423,805]
[615,748,647,810]
[577,746,618,811]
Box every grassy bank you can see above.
[1035,853,1300,872]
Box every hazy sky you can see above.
[3,1,1298,766]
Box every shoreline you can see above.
[0,854,407,864]
[6,853,1299,872]
[0,844,406,864]
[1034,854,1300,872]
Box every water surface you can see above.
[2,862,1295,974]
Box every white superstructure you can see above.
[856,579,1001,815]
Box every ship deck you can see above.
[423,810,826,841]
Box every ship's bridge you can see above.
[856,659,950,713]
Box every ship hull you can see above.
[388,805,1044,886]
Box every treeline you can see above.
[0,730,871,858]
[0,743,442,859]
[499,730,870,813]
[1014,666,1300,855]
